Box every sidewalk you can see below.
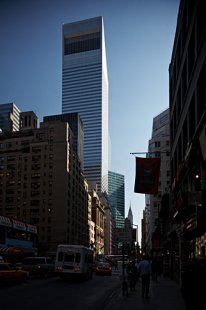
[105,276,186,310]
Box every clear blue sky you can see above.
[0,0,179,240]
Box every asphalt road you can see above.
[0,271,122,310]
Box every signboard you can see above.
[116,228,132,243]
[27,223,37,234]
[12,219,26,231]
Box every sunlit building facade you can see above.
[143,108,170,255]
[0,103,21,132]
[62,16,109,193]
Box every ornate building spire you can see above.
[127,203,133,227]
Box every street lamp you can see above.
[122,242,125,276]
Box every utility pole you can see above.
[122,242,125,276]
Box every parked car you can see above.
[22,257,55,278]
[15,262,25,270]
[95,261,112,276]
[105,257,118,267]
[0,263,29,285]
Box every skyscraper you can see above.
[108,171,125,228]
[0,103,21,132]
[127,204,133,226]
[62,16,109,193]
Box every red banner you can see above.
[134,157,161,194]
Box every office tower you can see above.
[62,16,109,193]
[108,171,125,228]
[44,112,84,167]
[0,103,21,132]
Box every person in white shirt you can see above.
[138,254,152,299]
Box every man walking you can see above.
[138,254,152,299]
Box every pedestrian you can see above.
[114,259,118,270]
[130,261,139,290]
[127,263,137,291]
[138,254,152,299]
[122,274,129,297]
[151,256,159,282]
[135,259,140,282]
[181,258,206,310]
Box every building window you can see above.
[155,141,160,147]
[64,32,100,55]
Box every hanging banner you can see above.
[134,157,161,194]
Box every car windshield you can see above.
[64,252,81,263]
[98,261,109,265]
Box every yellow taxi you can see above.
[0,263,29,285]
[95,261,112,276]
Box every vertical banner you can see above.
[134,157,161,194]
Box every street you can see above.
[0,269,122,310]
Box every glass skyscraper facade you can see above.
[62,17,109,193]
[108,171,125,228]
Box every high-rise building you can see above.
[62,16,109,193]
[108,171,125,228]
[0,119,89,251]
[43,113,84,167]
[169,0,206,277]
[20,111,38,131]
[127,204,133,226]
[0,103,21,132]
[144,108,170,255]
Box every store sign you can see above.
[27,223,37,234]
[12,219,26,231]
[116,228,132,242]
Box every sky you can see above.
[0,0,179,240]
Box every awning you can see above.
[0,216,12,227]
[0,247,11,255]
[0,247,24,256]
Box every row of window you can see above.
[64,32,100,55]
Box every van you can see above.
[22,257,55,277]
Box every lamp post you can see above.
[122,242,125,277]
